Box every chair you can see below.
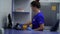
[7,14,12,29]
[50,20,59,32]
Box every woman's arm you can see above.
[34,24,44,31]
[24,21,32,25]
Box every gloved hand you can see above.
[27,27,34,31]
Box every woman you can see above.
[25,0,44,31]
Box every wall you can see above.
[40,0,60,2]
[57,3,60,20]
[0,0,12,28]
[58,3,60,32]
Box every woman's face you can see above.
[31,6,36,12]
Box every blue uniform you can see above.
[32,11,44,29]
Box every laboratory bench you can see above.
[4,29,59,34]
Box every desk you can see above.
[4,29,59,34]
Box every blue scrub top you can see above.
[32,11,44,29]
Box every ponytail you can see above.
[35,0,39,2]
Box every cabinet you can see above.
[12,0,31,25]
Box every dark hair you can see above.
[31,0,41,9]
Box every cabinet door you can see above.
[41,3,59,26]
